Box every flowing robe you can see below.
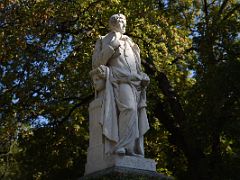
[92,32,149,155]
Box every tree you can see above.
[0,0,239,179]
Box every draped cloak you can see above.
[92,32,149,155]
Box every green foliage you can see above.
[0,0,239,179]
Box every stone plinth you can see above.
[85,98,157,175]
[81,166,172,180]
[88,98,104,148]
[85,154,156,175]
[85,98,156,175]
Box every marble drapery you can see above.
[90,14,150,157]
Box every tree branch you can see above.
[142,57,206,168]
[218,0,229,17]
[52,93,94,126]
[222,3,240,21]
[142,59,186,125]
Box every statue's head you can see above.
[89,65,107,92]
[109,13,126,34]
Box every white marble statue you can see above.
[90,13,150,157]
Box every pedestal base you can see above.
[85,154,156,175]
[81,166,172,180]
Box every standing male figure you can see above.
[92,14,150,157]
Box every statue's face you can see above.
[116,17,126,34]
[117,18,126,34]
[93,75,105,91]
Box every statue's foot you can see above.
[128,152,144,158]
[115,148,126,155]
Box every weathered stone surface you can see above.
[84,14,159,178]
[81,166,172,180]
[86,97,157,175]
[85,155,156,175]
[89,13,150,158]
[88,98,104,148]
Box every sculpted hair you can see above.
[109,13,126,30]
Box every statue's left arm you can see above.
[92,37,117,69]
[129,38,150,87]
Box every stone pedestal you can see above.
[81,166,171,180]
[85,154,156,175]
[85,98,156,175]
[85,98,161,178]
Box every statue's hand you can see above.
[141,73,150,87]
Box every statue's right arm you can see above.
[92,38,115,68]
